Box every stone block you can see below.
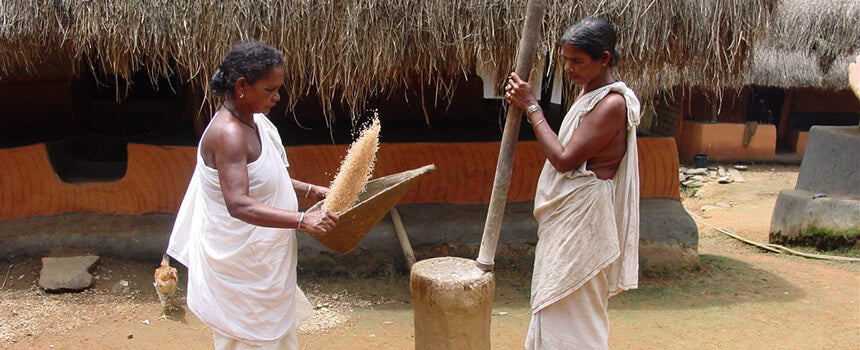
[796,126,860,196]
[769,189,860,240]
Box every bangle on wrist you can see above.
[526,104,542,117]
[297,212,305,229]
[532,118,546,127]
[305,185,313,198]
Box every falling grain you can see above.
[322,117,380,212]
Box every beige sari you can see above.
[526,82,641,349]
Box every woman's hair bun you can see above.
[209,68,228,95]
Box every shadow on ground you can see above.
[613,254,804,310]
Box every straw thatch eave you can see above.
[745,0,860,90]
[1,0,777,119]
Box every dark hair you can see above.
[209,41,285,96]
[560,17,620,67]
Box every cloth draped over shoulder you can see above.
[530,82,641,314]
[167,114,301,344]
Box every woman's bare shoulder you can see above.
[200,118,247,167]
[587,92,626,125]
[599,91,627,111]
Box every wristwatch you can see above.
[526,104,542,116]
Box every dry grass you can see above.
[322,117,380,212]
[747,0,860,88]
[0,0,792,118]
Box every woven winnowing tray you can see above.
[301,164,435,254]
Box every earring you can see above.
[240,93,245,99]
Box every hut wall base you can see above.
[769,189,860,243]
[678,120,776,163]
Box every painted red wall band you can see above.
[0,138,679,220]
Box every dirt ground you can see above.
[1,163,858,349]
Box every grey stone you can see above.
[691,175,709,182]
[39,255,99,292]
[111,279,130,293]
[796,126,860,196]
[685,168,708,176]
[769,189,860,239]
[638,198,702,273]
[681,180,703,188]
[718,176,733,184]
[728,168,746,183]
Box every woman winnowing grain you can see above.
[167,41,339,350]
[504,17,641,350]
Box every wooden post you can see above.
[390,207,416,269]
[408,3,546,348]
[778,88,794,141]
[476,0,547,272]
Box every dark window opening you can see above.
[46,135,128,183]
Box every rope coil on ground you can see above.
[691,213,860,263]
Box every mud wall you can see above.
[0,144,196,220]
[0,138,679,220]
[677,120,776,163]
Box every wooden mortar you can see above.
[410,257,495,349]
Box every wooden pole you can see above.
[777,88,794,140]
[390,207,417,269]
[476,0,547,271]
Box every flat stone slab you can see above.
[39,255,100,292]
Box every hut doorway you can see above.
[749,86,784,124]
[749,85,785,147]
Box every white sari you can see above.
[168,114,306,346]
[526,82,641,349]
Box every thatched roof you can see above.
[747,48,824,87]
[1,0,778,118]
[745,0,860,89]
